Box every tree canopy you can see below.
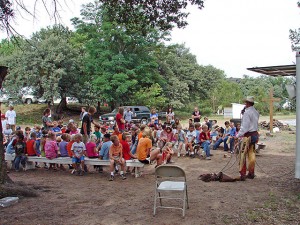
[0,1,295,115]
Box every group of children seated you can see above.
[3,109,241,181]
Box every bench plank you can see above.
[5,154,144,177]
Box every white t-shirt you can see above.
[71,141,86,157]
[186,130,196,142]
[5,110,16,125]
[166,112,174,121]
[1,119,7,131]
[124,111,133,122]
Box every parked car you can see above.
[0,90,13,104]
[22,94,38,104]
[99,106,150,124]
[37,97,79,104]
[66,97,79,104]
[157,111,167,120]
[0,93,9,103]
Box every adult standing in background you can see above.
[5,105,16,131]
[166,107,175,124]
[150,108,159,125]
[124,107,134,123]
[192,107,201,123]
[81,106,97,144]
[42,108,53,131]
[116,107,125,132]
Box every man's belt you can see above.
[244,131,258,137]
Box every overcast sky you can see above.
[1,0,299,78]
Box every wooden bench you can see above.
[5,153,144,178]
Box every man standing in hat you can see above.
[235,96,259,180]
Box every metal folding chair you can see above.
[153,165,189,217]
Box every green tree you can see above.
[134,83,167,109]
[211,79,243,111]
[73,2,165,108]
[97,0,204,32]
[158,44,225,108]
[0,25,83,114]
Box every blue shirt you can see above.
[99,141,112,160]
[59,141,69,157]
[150,113,158,124]
[229,127,236,136]
[195,130,201,144]
[51,127,61,136]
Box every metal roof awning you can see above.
[247,65,296,77]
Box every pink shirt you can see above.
[69,129,79,135]
[85,142,98,157]
[45,140,58,159]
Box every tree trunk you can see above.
[97,101,101,114]
[56,96,67,115]
[0,66,11,184]
[0,108,12,184]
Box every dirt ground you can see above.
[1,129,300,225]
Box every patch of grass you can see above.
[0,104,47,125]
[221,215,231,224]
[245,210,264,223]
[173,110,191,120]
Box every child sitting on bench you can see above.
[71,134,86,176]
[109,135,126,181]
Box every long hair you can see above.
[118,107,124,115]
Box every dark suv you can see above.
[99,106,150,124]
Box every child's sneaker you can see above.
[109,175,114,181]
[177,152,180,158]
[206,157,211,160]
[121,174,127,180]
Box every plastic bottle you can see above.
[0,197,19,207]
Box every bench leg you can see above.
[7,160,14,170]
[135,167,138,178]
[25,161,35,170]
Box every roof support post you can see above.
[295,52,300,179]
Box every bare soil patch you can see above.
[0,130,299,225]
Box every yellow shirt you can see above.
[109,143,122,157]
[137,137,152,160]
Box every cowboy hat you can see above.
[244,96,255,103]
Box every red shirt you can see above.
[26,139,37,156]
[120,140,131,160]
[200,132,210,144]
[116,113,125,130]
